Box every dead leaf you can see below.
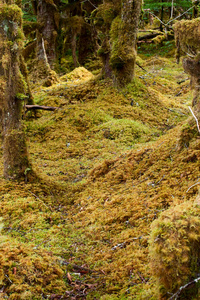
[67,272,72,284]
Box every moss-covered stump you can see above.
[149,201,200,299]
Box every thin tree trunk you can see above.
[160,0,164,31]
[100,36,112,78]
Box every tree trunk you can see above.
[99,36,112,78]
[160,1,164,32]
[0,1,31,180]
[110,0,142,87]
[36,0,59,68]
[71,31,79,68]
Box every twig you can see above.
[177,78,189,84]
[5,275,12,283]
[145,6,194,31]
[136,62,148,72]
[189,106,200,134]
[148,11,169,29]
[186,181,200,193]
[29,191,53,211]
[80,0,97,8]
[169,276,200,300]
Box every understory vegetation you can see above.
[0,40,200,299]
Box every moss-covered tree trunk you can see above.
[0,1,31,180]
[110,0,142,87]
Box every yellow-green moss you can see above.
[149,201,200,299]
[0,55,196,298]
[174,18,200,60]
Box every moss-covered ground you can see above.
[0,50,199,299]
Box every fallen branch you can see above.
[189,106,200,134]
[136,62,148,72]
[25,105,58,111]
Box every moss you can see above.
[149,201,200,299]
[0,4,22,23]
[0,239,66,299]
[0,55,196,298]
[93,3,118,30]
[174,18,200,54]
[110,16,136,72]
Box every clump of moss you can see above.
[149,201,200,299]
[60,66,94,83]
[92,118,153,145]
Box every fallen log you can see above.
[138,32,161,41]
[25,105,58,111]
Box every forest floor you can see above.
[0,44,200,299]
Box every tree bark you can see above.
[0,1,31,180]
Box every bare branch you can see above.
[189,106,200,134]
[148,11,169,28]
[169,276,200,300]
[186,181,200,193]
[166,6,194,25]
[25,105,58,111]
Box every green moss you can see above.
[0,4,22,23]
[110,16,134,70]
[93,3,118,29]
[92,118,153,145]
